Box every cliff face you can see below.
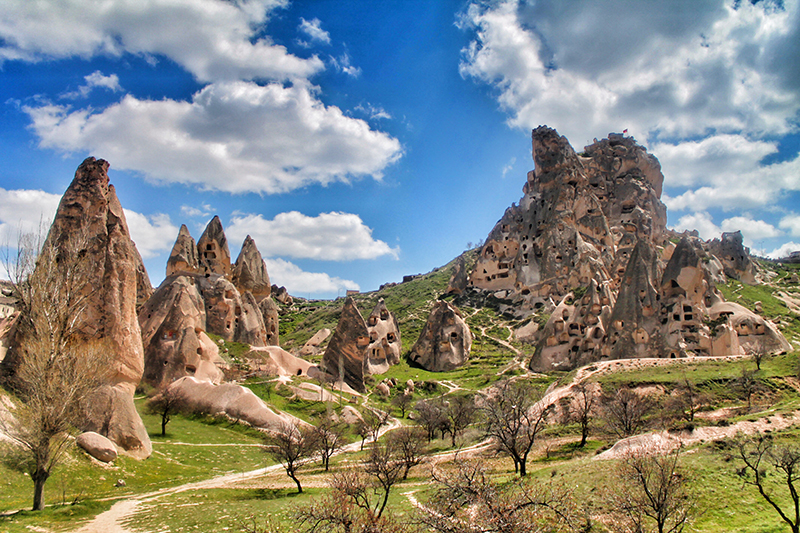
[461,127,788,371]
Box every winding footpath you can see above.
[71,417,400,533]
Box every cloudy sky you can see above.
[1,0,798,298]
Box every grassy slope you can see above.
[2,259,799,532]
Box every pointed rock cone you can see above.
[322,297,369,392]
[166,224,199,277]
[197,216,231,277]
[233,235,271,302]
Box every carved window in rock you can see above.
[368,316,377,326]
[380,309,389,320]
[357,336,369,347]
[386,332,396,343]
[369,331,378,343]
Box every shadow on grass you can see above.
[232,487,309,501]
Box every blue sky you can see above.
[1,0,799,298]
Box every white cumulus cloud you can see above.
[780,213,800,237]
[227,211,399,261]
[25,80,403,194]
[0,188,62,248]
[265,257,358,295]
[122,210,179,259]
[298,17,331,47]
[0,0,321,83]
[766,241,800,260]
[459,0,800,145]
[0,187,176,261]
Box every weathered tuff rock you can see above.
[139,275,225,389]
[300,328,331,357]
[141,220,277,388]
[166,224,200,277]
[259,297,280,346]
[322,298,402,391]
[3,158,152,458]
[322,298,369,392]
[708,231,758,285]
[197,216,231,277]
[460,127,787,371]
[365,300,402,375]
[409,300,472,372]
[77,431,118,463]
[168,376,299,429]
[233,235,271,302]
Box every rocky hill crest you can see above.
[452,127,789,371]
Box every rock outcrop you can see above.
[365,300,402,375]
[140,218,277,388]
[166,224,200,277]
[460,127,788,371]
[321,297,402,391]
[3,158,152,458]
[409,300,472,372]
[197,216,231,277]
[708,231,758,285]
[322,298,370,392]
[168,376,299,429]
[233,235,271,302]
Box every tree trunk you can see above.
[32,470,48,511]
[290,472,303,493]
[580,424,588,447]
[161,416,168,437]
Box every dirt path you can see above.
[71,417,401,533]
[595,409,800,460]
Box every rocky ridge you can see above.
[455,127,789,372]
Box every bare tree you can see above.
[602,386,654,438]
[414,398,448,442]
[294,489,416,533]
[661,378,708,429]
[145,386,187,437]
[566,382,595,448]
[733,434,800,533]
[445,394,477,447]
[419,458,589,533]
[736,367,761,412]
[750,340,769,371]
[263,422,318,493]
[391,391,413,418]
[314,414,346,471]
[387,426,428,479]
[482,379,550,477]
[363,408,391,443]
[1,229,111,511]
[363,439,406,519]
[610,446,694,533]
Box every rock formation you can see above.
[459,127,788,372]
[2,158,152,458]
[322,297,402,391]
[233,235,271,302]
[168,376,300,429]
[197,216,231,277]
[139,275,225,389]
[409,300,472,372]
[322,297,370,392]
[259,297,280,346]
[708,231,758,285]
[300,328,331,357]
[140,218,277,388]
[365,300,402,375]
[166,224,200,277]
